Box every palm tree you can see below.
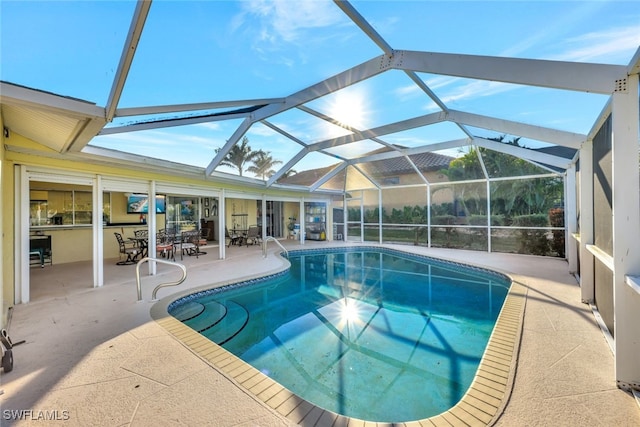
[217,136,260,177]
[247,150,283,180]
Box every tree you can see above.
[217,136,260,177]
[247,150,283,180]
[440,136,563,217]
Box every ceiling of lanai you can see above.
[1,1,638,192]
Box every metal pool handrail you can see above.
[262,236,288,259]
[135,257,187,301]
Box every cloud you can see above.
[241,0,343,43]
[196,122,221,131]
[393,84,421,100]
[554,25,640,63]
[419,74,515,110]
[96,129,213,149]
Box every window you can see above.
[30,186,112,227]
[382,176,400,185]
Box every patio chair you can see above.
[244,225,261,246]
[156,232,175,261]
[114,232,141,265]
[196,228,208,255]
[225,227,240,247]
[131,229,149,258]
[178,230,201,260]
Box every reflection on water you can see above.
[171,249,510,422]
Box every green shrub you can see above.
[431,215,456,225]
[511,214,549,227]
[469,215,504,226]
[512,214,550,255]
[548,208,565,257]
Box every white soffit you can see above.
[2,104,88,152]
[0,81,106,153]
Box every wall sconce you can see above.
[3,127,9,138]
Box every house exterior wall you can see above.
[359,170,453,216]
[1,114,9,327]
[1,131,329,311]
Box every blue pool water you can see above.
[169,247,511,422]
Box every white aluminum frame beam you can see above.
[447,110,586,149]
[351,164,381,190]
[204,54,396,175]
[116,98,285,117]
[627,46,640,75]
[205,117,253,175]
[267,148,309,187]
[335,1,473,139]
[349,138,472,165]
[105,0,151,122]
[310,163,348,192]
[250,54,397,123]
[397,50,626,94]
[297,105,397,151]
[99,110,252,135]
[611,73,640,391]
[260,120,309,147]
[308,112,447,152]
[473,137,571,170]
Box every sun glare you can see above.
[341,298,360,323]
[329,91,366,129]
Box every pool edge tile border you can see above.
[150,247,528,426]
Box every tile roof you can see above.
[279,149,453,187]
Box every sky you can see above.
[1,0,639,177]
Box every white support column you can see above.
[360,196,364,243]
[15,165,29,304]
[219,191,226,259]
[565,165,578,272]
[299,200,305,245]
[148,181,157,275]
[92,175,104,287]
[486,180,492,252]
[343,196,348,242]
[261,196,267,241]
[579,139,594,303]
[378,189,382,243]
[327,200,333,241]
[426,184,431,248]
[0,159,3,317]
[477,146,491,253]
[611,73,640,391]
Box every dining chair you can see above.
[114,232,141,265]
[178,230,200,260]
[156,232,175,261]
[244,225,261,246]
[225,227,240,247]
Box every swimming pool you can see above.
[168,247,511,422]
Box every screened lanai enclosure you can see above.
[319,144,569,257]
[1,0,639,394]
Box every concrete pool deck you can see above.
[2,241,639,426]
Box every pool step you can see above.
[202,301,249,345]
[171,301,205,322]
[182,300,227,332]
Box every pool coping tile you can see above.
[151,246,528,426]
